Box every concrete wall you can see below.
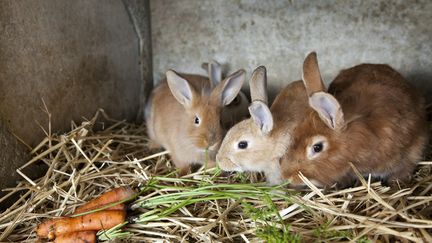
[150,0,432,99]
[0,0,146,147]
[124,0,153,121]
[0,118,30,206]
[0,0,152,195]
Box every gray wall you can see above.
[151,0,432,99]
[0,118,29,205]
[0,0,147,146]
[0,0,152,196]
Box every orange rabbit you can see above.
[145,67,245,174]
[281,52,428,187]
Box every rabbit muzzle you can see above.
[216,155,242,172]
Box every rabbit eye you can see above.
[307,136,327,159]
[194,116,200,125]
[313,142,323,153]
[238,141,248,149]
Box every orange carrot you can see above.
[53,231,96,243]
[36,210,124,240]
[74,187,134,214]
[75,203,126,214]
[37,217,62,239]
[36,210,126,240]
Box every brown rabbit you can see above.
[201,60,250,129]
[216,66,310,185]
[280,52,428,187]
[145,69,245,174]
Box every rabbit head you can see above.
[216,66,289,184]
[166,69,246,151]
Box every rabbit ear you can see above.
[166,70,196,107]
[212,69,245,106]
[302,52,326,96]
[201,60,222,87]
[208,60,222,87]
[249,66,268,104]
[249,101,273,134]
[302,52,345,130]
[309,92,345,131]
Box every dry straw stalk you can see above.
[0,109,431,242]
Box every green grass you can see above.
[97,169,374,242]
[98,168,297,241]
[94,168,382,242]
[242,195,302,243]
[256,224,302,243]
[312,221,371,243]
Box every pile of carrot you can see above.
[36,186,135,243]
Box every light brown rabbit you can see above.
[280,52,429,187]
[216,66,310,185]
[145,68,245,174]
[201,60,250,129]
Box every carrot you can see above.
[36,208,126,239]
[74,187,134,214]
[53,231,96,243]
[37,218,63,239]
[75,203,126,214]
[36,210,126,240]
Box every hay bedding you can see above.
[0,109,431,242]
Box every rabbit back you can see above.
[331,64,428,180]
[282,61,428,187]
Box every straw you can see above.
[0,109,431,242]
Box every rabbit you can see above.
[145,68,246,175]
[201,60,250,129]
[216,66,310,185]
[280,52,429,187]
